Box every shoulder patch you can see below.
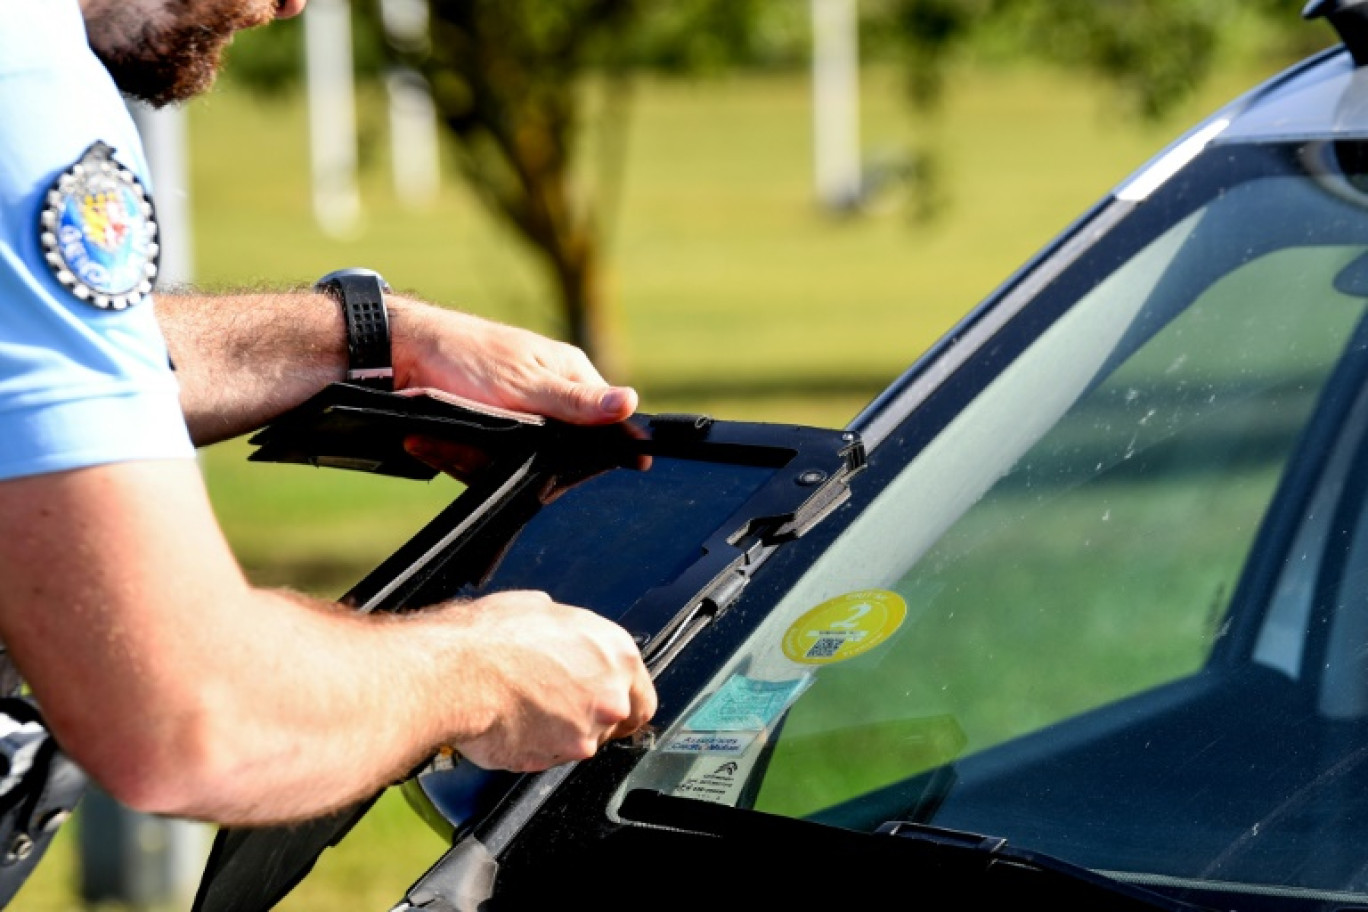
[38,141,159,310]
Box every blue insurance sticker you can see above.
[683,673,813,733]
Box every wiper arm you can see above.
[617,790,1217,912]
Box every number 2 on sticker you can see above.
[828,602,872,629]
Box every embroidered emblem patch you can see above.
[38,141,159,310]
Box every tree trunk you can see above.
[546,231,628,383]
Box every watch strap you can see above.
[315,269,394,391]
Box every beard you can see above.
[86,2,273,108]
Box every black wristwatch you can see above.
[314,268,394,391]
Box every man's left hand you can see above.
[390,299,637,427]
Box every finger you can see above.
[596,386,638,422]
[403,436,492,480]
[620,420,653,472]
[531,382,638,426]
[606,668,658,744]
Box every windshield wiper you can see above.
[617,790,1218,912]
[870,817,1220,911]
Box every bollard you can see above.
[77,787,207,909]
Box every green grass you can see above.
[17,53,1300,911]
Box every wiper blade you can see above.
[873,818,1216,912]
[617,790,1216,912]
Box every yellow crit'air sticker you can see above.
[781,589,907,665]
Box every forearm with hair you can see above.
[156,290,348,446]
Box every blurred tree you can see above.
[406,1,636,368]
[877,0,1323,119]
[392,0,793,368]
[224,0,1328,366]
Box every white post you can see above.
[305,0,362,236]
[380,0,440,208]
[385,70,441,209]
[810,0,862,211]
[130,102,194,285]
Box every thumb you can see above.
[540,383,638,425]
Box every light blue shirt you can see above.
[0,0,194,480]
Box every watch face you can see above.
[315,268,391,293]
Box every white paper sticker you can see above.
[662,731,759,756]
[670,758,751,805]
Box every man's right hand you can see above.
[433,590,657,773]
[0,460,654,826]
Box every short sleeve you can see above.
[0,1,194,481]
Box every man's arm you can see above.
[0,286,656,825]
[0,457,655,825]
[158,290,638,446]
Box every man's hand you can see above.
[389,300,637,427]
[434,591,657,772]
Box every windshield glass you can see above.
[613,140,1368,902]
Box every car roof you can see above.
[1216,48,1358,144]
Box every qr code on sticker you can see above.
[805,636,844,659]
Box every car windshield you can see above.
[612,138,1368,904]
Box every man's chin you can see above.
[87,6,253,108]
[96,49,224,108]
